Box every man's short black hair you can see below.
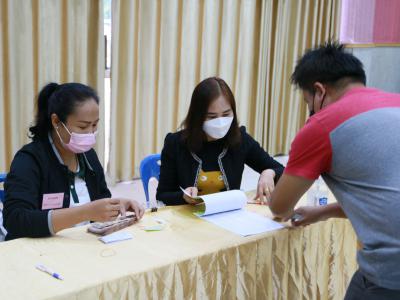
[291,41,366,92]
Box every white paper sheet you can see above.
[180,188,247,215]
[198,190,247,216]
[201,209,284,236]
[181,189,283,236]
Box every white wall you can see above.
[351,47,400,93]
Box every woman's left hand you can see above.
[119,198,145,219]
[254,169,276,205]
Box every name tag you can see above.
[42,193,64,210]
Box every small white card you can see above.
[99,231,133,244]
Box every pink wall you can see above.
[340,0,400,44]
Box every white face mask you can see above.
[202,116,234,139]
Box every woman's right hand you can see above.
[84,198,122,222]
[183,187,199,205]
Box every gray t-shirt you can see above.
[285,87,400,289]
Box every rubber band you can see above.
[100,248,116,258]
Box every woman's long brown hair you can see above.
[181,77,241,153]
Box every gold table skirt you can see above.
[0,203,357,300]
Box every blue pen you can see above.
[35,263,64,280]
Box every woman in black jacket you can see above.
[3,83,144,240]
[156,77,284,205]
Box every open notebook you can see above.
[181,188,284,236]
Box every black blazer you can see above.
[3,138,111,240]
[156,126,284,205]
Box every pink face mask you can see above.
[56,122,97,153]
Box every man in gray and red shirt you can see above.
[270,42,400,299]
